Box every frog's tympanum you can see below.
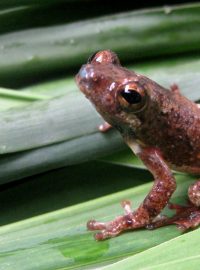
[76,50,200,240]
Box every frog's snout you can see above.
[78,64,97,80]
[78,65,88,80]
[75,65,89,94]
[77,64,95,82]
[76,64,98,96]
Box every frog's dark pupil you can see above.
[121,89,142,104]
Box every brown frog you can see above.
[76,50,200,240]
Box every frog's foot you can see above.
[147,202,200,231]
[98,121,112,132]
[168,202,200,230]
[87,200,147,240]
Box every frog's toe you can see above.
[87,214,125,238]
[87,220,107,230]
[87,218,125,240]
[121,200,133,214]
[87,200,132,233]
[94,228,121,240]
[94,231,105,241]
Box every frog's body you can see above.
[130,79,200,174]
[76,50,200,240]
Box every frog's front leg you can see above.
[87,146,176,240]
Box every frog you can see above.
[75,50,200,240]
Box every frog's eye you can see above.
[121,89,142,104]
[87,51,99,63]
[87,50,121,65]
[118,83,146,112]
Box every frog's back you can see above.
[136,87,200,174]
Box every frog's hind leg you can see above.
[148,181,200,231]
[147,202,200,231]
[169,203,200,230]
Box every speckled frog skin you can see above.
[76,50,200,240]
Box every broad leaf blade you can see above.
[0,162,151,225]
[0,173,196,269]
[0,55,199,184]
[0,55,200,154]
[0,3,200,86]
[101,149,145,169]
[99,229,200,270]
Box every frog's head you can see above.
[76,50,161,135]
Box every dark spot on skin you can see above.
[124,215,133,226]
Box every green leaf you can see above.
[101,148,145,169]
[0,162,151,225]
[0,78,74,111]
[99,228,200,270]
[0,0,85,10]
[0,172,195,269]
[0,3,200,86]
[0,54,199,184]
[0,130,124,184]
[1,54,200,154]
